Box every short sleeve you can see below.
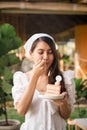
[62,70,76,111]
[12,71,28,108]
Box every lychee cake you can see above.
[45,75,62,96]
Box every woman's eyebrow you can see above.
[37,48,52,51]
[37,49,44,51]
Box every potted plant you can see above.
[0,23,22,130]
[74,77,87,117]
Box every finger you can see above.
[35,60,42,66]
[61,92,68,97]
[37,60,46,67]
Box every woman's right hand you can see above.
[32,59,46,77]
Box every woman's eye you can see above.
[37,50,53,55]
[38,51,43,54]
[48,50,53,54]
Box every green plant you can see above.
[0,23,22,126]
[74,77,87,117]
[0,108,24,124]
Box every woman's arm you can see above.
[58,70,75,119]
[15,73,39,116]
[58,93,71,119]
[15,60,46,116]
[53,92,71,119]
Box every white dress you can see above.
[12,70,76,130]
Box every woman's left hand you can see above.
[53,92,71,119]
[53,92,68,106]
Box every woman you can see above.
[12,33,75,130]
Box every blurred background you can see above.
[0,0,87,130]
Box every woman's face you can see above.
[30,41,54,70]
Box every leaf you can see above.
[74,78,83,91]
[0,87,4,97]
[4,67,13,80]
[2,80,12,93]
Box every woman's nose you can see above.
[43,53,48,60]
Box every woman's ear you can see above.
[29,50,32,56]
[28,51,33,60]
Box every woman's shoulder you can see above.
[62,70,75,77]
[13,71,24,76]
[13,71,28,87]
[13,71,26,78]
[62,70,75,84]
[13,71,28,82]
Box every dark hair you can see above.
[31,36,66,93]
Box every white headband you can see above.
[24,33,55,57]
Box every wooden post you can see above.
[75,25,87,78]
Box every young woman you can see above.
[12,33,75,130]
